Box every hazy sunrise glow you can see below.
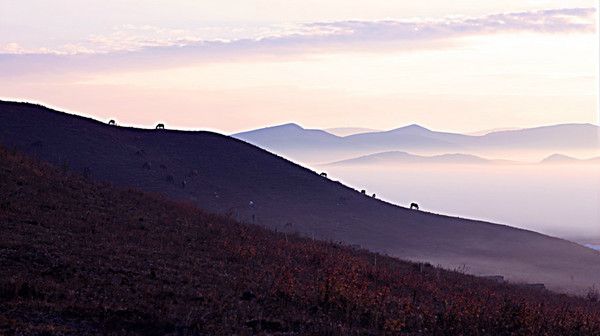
[1,1,598,133]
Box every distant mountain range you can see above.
[325,151,493,166]
[325,126,525,137]
[234,123,600,163]
[326,126,523,137]
[540,154,600,165]
[324,151,600,166]
[467,127,523,136]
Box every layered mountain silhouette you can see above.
[234,122,600,163]
[324,151,492,166]
[234,123,462,163]
[468,127,523,136]
[2,100,600,293]
[541,154,600,164]
[233,123,347,163]
[325,151,600,166]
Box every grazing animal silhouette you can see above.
[155,123,165,129]
[320,172,327,177]
[360,190,366,194]
[410,202,419,210]
[108,119,116,125]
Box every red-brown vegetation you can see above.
[3,101,600,295]
[1,146,600,335]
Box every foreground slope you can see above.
[2,147,600,335]
[1,101,600,293]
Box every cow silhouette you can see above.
[410,203,419,210]
[320,172,327,177]
[108,120,116,125]
[156,123,165,129]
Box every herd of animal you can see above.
[108,119,165,130]
[319,170,419,210]
[109,119,421,211]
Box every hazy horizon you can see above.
[322,163,600,244]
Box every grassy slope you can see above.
[2,101,600,295]
[1,147,600,335]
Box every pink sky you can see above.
[1,1,598,133]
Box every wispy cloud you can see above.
[0,7,595,77]
[304,7,596,42]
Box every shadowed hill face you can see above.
[1,100,600,294]
[3,147,600,334]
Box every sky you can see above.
[1,1,598,133]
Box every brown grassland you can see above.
[1,146,600,335]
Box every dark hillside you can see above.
[2,147,600,335]
[1,101,600,294]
